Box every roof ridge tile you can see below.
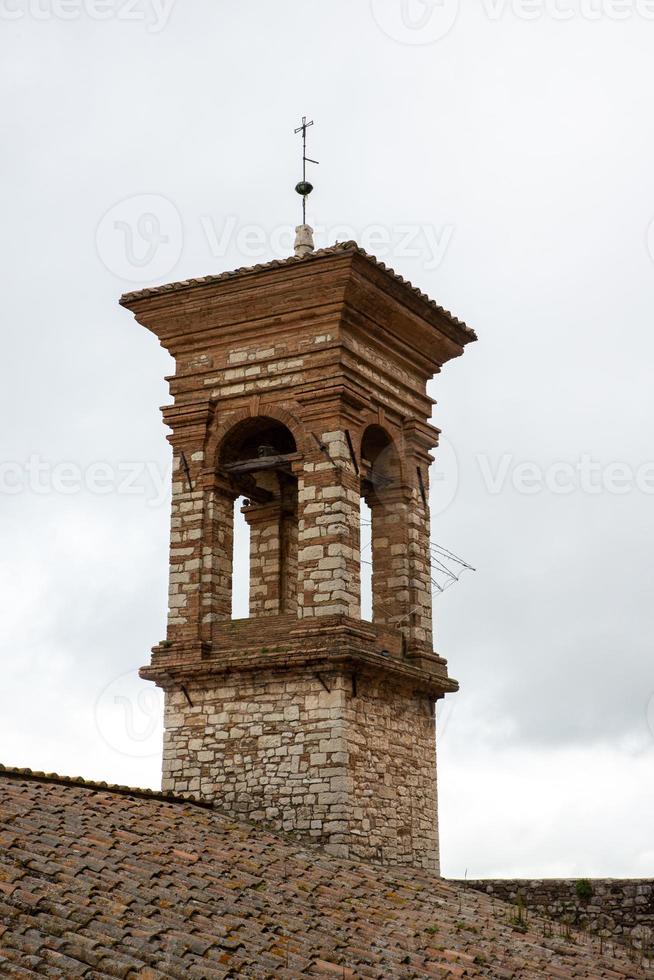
[0,764,212,809]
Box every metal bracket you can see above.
[311,431,329,455]
[314,672,331,694]
[180,451,194,492]
[417,466,427,507]
[345,429,359,475]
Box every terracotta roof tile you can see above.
[119,241,477,342]
[0,770,650,979]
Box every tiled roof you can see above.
[119,242,476,343]
[0,764,211,809]
[0,769,649,978]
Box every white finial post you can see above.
[294,224,314,258]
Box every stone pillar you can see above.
[279,477,299,614]
[297,429,360,619]
[365,480,433,653]
[200,478,236,635]
[366,485,411,637]
[166,453,206,644]
[243,477,298,617]
[407,469,433,651]
[161,405,229,654]
[243,500,281,617]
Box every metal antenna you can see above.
[294,116,319,224]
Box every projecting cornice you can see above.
[119,242,477,368]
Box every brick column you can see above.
[167,453,205,642]
[243,500,281,616]
[365,485,411,635]
[407,471,433,651]
[242,477,298,617]
[200,477,236,635]
[165,447,236,653]
[366,480,433,652]
[279,478,298,615]
[297,430,360,618]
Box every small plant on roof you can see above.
[576,879,593,902]
[511,893,528,933]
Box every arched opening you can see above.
[360,425,400,489]
[219,416,300,619]
[220,417,297,466]
[231,496,250,620]
[360,425,403,633]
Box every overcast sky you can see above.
[2,0,653,879]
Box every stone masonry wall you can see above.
[162,669,440,870]
[344,674,439,872]
[464,879,654,954]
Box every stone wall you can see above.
[344,673,438,868]
[464,879,654,954]
[162,668,440,872]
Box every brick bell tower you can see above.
[120,239,476,872]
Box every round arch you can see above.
[359,423,404,490]
[205,402,311,471]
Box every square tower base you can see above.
[162,668,440,871]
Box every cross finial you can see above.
[294,115,319,225]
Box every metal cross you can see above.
[294,116,319,224]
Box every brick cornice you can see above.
[119,245,476,367]
[143,616,457,698]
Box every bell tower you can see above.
[120,242,476,871]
